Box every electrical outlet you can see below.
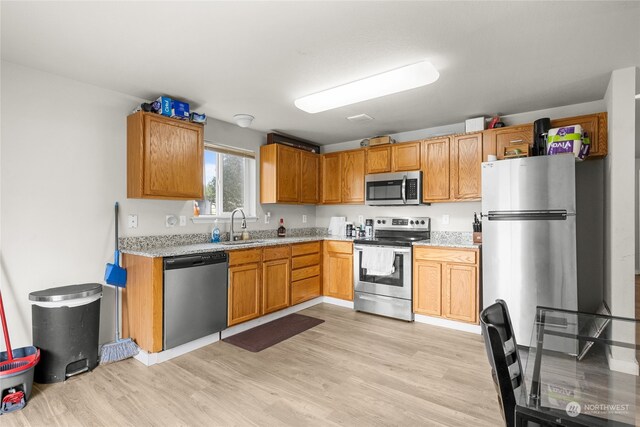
[358,215,364,225]
[302,214,307,223]
[179,215,186,226]
[442,214,450,225]
[264,213,270,224]
[127,214,138,228]
[166,215,177,227]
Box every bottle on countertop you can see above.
[345,223,353,238]
[365,219,373,237]
[211,220,221,243]
[277,218,286,237]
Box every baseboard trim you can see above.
[134,332,221,366]
[414,314,481,334]
[322,296,355,308]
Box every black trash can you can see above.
[28,283,102,383]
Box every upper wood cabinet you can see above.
[486,125,534,160]
[392,141,421,172]
[366,146,392,174]
[300,151,319,204]
[341,149,366,204]
[550,112,607,158]
[323,241,354,301]
[127,112,204,200]
[421,137,450,202]
[260,144,319,204]
[366,141,421,174]
[321,153,342,204]
[450,133,482,201]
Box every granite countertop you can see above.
[122,236,357,258]
[120,230,480,258]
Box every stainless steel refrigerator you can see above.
[482,154,578,348]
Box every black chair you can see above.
[480,299,524,427]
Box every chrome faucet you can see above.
[230,208,247,241]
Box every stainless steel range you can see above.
[353,216,430,321]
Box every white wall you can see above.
[0,61,315,349]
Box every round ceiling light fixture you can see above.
[233,114,254,128]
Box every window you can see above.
[201,143,256,217]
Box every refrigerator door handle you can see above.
[487,210,569,221]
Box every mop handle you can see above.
[0,291,14,361]
[115,202,119,251]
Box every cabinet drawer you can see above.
[291,276,321,305]
[324,240,353,254]
[228,248,263,266]
[291,241,321,257]
[414,247,477,264]
[291,265,320,282]
[291,253,320,270]
[263,245,290,261]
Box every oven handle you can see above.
[401,175,407,204]
[354,245,411,254]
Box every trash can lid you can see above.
[29,283,103,302]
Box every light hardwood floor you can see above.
[5,304,501,426]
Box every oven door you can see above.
[353,245,412,300]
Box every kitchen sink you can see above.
[221,240,264,246]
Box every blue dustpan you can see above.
[105,203,127,288]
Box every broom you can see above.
[100,202,139,364]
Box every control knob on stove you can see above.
[410,220,414,225]
[377,220,381,224]
[420,220,425,225]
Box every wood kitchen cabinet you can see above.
[291,241,322,305]
[550,112,608,158]
[413,246,480,324]
[323,241,353,301]
[260,144,319,204]
[320,153,342,204]
[228,249,262,326]
[392,141,421,172]
[482,124,533,161]
[450,132,482,201]
[127,111,204,200]
[341,149,366,204]
[262,246,290,315]
[300,151,320,204]
[366,145,392,174]
[421,137,450,202]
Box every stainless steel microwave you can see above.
[365,171,422,206]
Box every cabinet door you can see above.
[323,252,353,301]
[451,133,482,200]
[366,146,391,174]
[422,138,450,202]
[413,260,442,316]
[442,263,477,323]
[551,112,607,158]
[228,263,262,326]
[300,151,319,204]
[321,153,342,204]
[495,125,533,160]
[341,150,365,204]
[262,258,290,314]
[144,114,203,199]
[276,145,301,203]
[392,141,421,172]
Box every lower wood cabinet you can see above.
[291,242,322,305]
[323,241,353,301]
[413,246,480,324]
[262,246,291,314]
[228,262,262,326]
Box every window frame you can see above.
[200,142,257,219]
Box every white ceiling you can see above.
[2,1,639,144]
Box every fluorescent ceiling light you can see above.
[295,60,439,114]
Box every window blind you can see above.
[204,142,256,159]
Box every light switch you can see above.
[358,215,364,225]
[179,215,187,226]
[442,214,450,225]
[128,214,138,228]
[302,214,307,223]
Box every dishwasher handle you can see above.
[164,252,228,270]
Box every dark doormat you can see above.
[223,313,324,352]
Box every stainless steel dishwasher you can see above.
[163,252,228,350]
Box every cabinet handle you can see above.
[509,139,524,144]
